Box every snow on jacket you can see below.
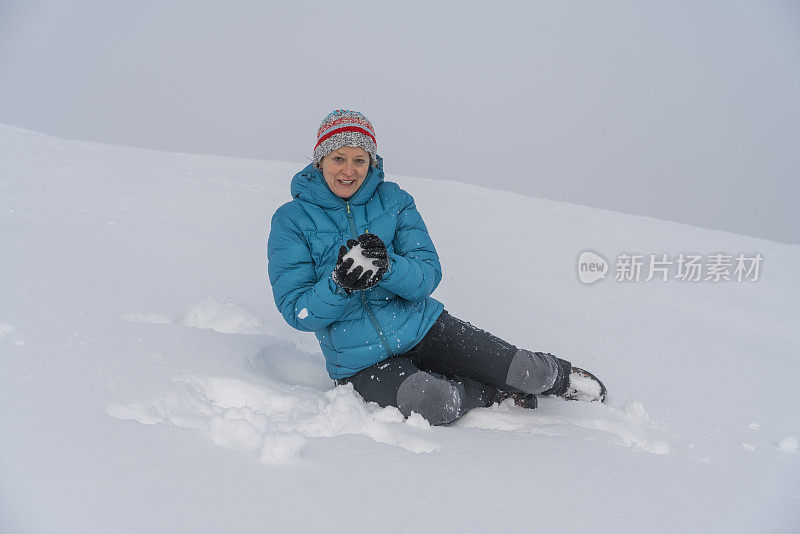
[267,155,444,379]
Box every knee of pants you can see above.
[395,371,463,426]
[505,349,559,394]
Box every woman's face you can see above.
[320,146,370,199]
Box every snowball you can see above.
[342,244,381,276]
[297,308,308,319]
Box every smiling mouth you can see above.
[338,179,356,186]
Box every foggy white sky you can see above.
[1,0,798,243]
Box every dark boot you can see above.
[563,367,607,403]
[541,357,607,403]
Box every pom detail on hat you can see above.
[313,110,377,166]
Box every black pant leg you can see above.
[335,355,497,425]
[411,310,568,394]
[336,356,420,408]
[409,310,519,389]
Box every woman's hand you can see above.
[357,233,389,274]
[331,234,390,292]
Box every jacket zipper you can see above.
[345,201,393,358]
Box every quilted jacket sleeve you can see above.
[378,188,443,301]
[267,209,351,332]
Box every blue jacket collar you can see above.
[290,155,385,209]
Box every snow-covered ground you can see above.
[1,125,798,533]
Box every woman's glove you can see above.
[331,233,390,292]
[357,233,389,275]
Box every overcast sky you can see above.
[1,0,798,243]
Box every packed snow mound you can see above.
[106,377,440,463]
[122,298,266,335]
[178,299,265,334]
[106,369,674,461]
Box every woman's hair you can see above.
[313,110,377,167]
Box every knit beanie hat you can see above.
[313,109,377,167]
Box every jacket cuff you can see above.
[379,253,410,291]
[316,275,351,306]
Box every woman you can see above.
[267,109,605,426]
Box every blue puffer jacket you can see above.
[267,156,444,379]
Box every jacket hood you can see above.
[290,155,386,209]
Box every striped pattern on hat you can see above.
[313,110,377,166]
